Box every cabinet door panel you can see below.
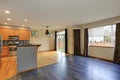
[0,28,30,40]
[25,30,30,40]
[19,29,30,40]
[1,46,9,57]
[7,29,19,36]
[19,29,25,40]
[0,28,8,40]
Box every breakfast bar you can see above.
[17,44,41,73]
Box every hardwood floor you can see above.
[37,51,65,68]
[0,56,17,80]
[0,51,66,80]
[9,56,120,80]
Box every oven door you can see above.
[9,47,17,51]
[9,46,17,56]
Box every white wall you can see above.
[67,16,120,60]
[30,29,54,51]
[67,27,73,54]
[67,26,82,54]
[88,47,114,60]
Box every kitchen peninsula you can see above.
[18,44,41,47]
[17,44,41,73]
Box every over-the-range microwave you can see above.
[8,36,19,40]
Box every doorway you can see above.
[73,29,81,56]
[56,31,65,52]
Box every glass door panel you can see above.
[56,31,65,52]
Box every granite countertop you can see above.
[17,44,41,47]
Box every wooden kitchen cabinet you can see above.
[26,30,30,40]
[0,28,8,40]
[0,28,19,40]
[0,28,30,40]
[7,29,19,36]
[0,27,30,40]
[1,46,9,57]
[19,29,30,40]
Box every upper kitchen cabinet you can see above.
[0,28,19,40]
[19,29,30,40]
[0,28,9,40]
[0,27,30,40]
[26,30,30,40]
[7,29,19,36]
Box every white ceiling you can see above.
[0,0,120,29]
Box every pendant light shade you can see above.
[45,26,49,35]
[45,29,49,35]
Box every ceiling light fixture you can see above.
[24,19,28,22]
[21,25,25,27]
[45,26,49,35]
[7,18,11,21]
[4,23,7,25]
[5,10,10,14]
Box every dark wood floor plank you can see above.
[9,56,120,80]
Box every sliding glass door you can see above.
[56,31,65,52]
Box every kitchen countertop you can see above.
[17,44,41,47]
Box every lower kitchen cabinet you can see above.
[1,46,9,57]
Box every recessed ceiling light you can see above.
[24,19,28,22]
[21,25,25,27]
[4,23,7,25]
[7,18,11,21]
[5,10,10,14]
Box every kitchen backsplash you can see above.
[19,40,29,45]
[3,40,8,46]
[3,40,29,46]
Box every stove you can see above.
[9,45,17,56]
[8,36,19,56]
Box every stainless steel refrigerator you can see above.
[0,35,2,67]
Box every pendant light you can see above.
[45,26,49,35]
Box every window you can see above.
[31,30,38,37]
[88,25,116,47]
[48,32,53,37]
[56,31,65,52]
